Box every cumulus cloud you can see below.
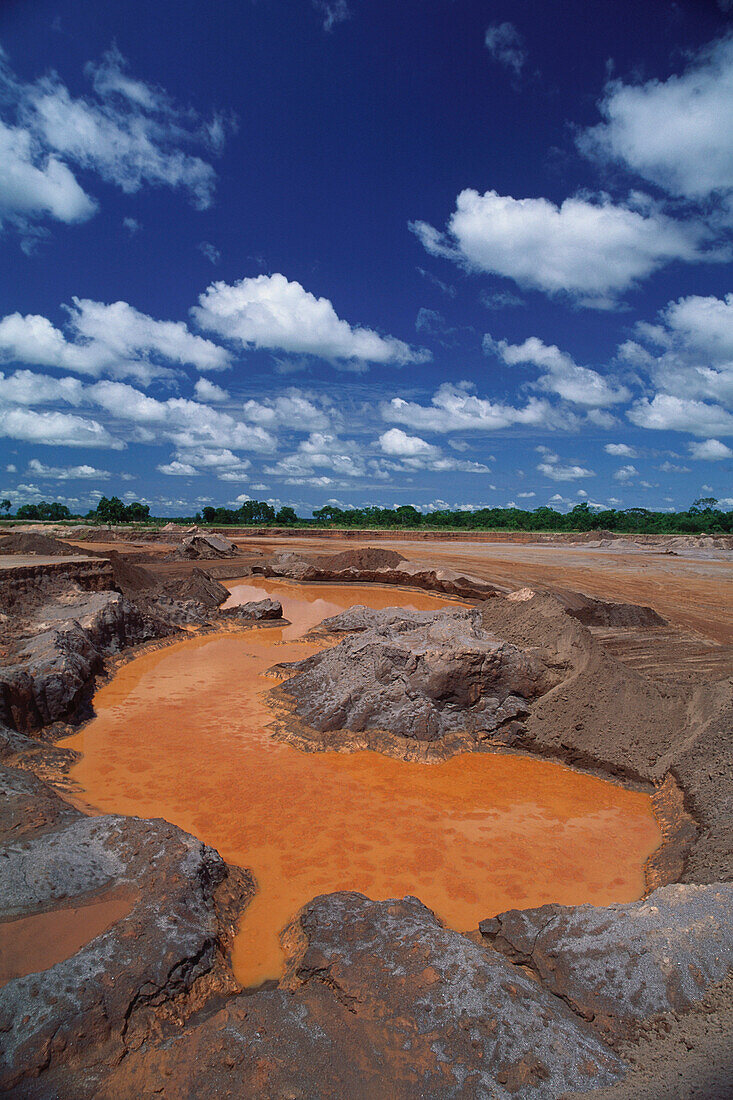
[0,118,96,230]
[0,406,122,448]
[242,390,332,431]
[536,446,594,481]
[378,428,436,457]
[87,380,275,452]
[410,189,710,307]
[613,464,638,481]
[628,394,733,437]
[688,438,733,460]
[0,45,229,241]
[485,333,630,406]
[484,23,526,75]
[605,442,636,456]
[157,460,199,476]
[198,241,220,265]
[579,35,733,206]
[27,458,111,479]
[0,368,84,405]
[0,299,229,383]
[193,378,228,402]
[193,273,428,366]
[382,381,577,433]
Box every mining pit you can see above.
[0,529,731,1098]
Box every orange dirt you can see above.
[0,892,133,988]
[62,580,661,989]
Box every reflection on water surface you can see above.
[63,579,661,987]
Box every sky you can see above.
[0,0,732,517]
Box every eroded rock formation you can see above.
[252,547,503,600]
[275,606,553,743]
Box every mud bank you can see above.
[0,543,731,1097]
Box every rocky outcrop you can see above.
[0,765,253,1094]
[274,607,553,745]
[253,547,502,600]
[0,590,175,733]
[63,892,626,1100]
[221,597,283,622]
[168,533,236,560]
[480,882,733,1042]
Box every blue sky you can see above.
[1,0,732,516]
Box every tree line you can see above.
[1,495,731,534]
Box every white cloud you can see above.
[410,189,709,306]
[0,118,96,230]
[628,394,733,437]
[20,47,225,209]
[621,293,733,408]
[536,446,594,481]
[27,458,111,479]
[123,216,140,234]
[0,406,122,448]
[157,460,199,476]
[378,428,436,457]
[383,381,577,433]
[0,368,84,405]
[0,45,228,241]
[0,299,229,383]
[193,378,228,402]
[580,36,733,205]
[688,438,733,460]
[484,23,526,75]
[87,380,275,451]
[242,391,331,431]
[605,442,636,456]
[193,273,427,366]
[486,333,630,406]
[613,464,638,482]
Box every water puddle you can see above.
[0,892,134,987]
[62,579,662,988]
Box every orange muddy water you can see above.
[0,892,133,988]
[63,580,662,988]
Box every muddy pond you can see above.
[62,579,662,988]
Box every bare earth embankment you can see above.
[0,529,731,1098]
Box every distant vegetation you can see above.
[1,495,731,534]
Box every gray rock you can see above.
[480,882,733,1041]
[276,608,552,742]
[0,765,253,1092]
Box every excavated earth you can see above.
[0,537,731,1097]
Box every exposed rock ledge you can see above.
[20,887,732,1099]
[251,547,503,600]
[0,766,253,1094]
[273,606,554,744]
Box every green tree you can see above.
[0,499,10,516]
[276,506,298,525]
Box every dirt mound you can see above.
[0,532,81,556]
[552,588,668,628]
[313,547,406,571]
[160,568,229,608]
[103,550,158,596]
